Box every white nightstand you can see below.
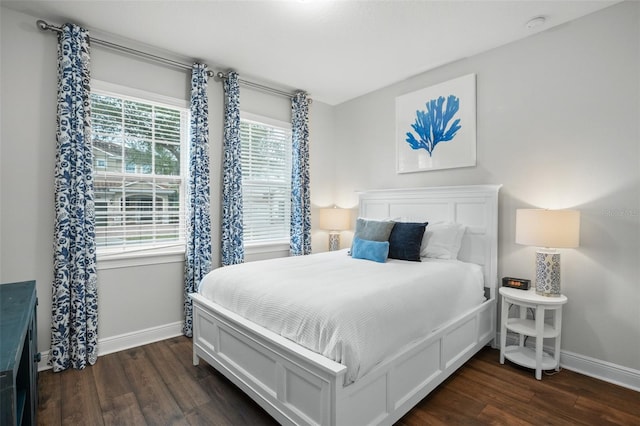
[499,286,568,380]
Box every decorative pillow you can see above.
[388,222,428,261]
[353,218,395,242]
[351,237,389,263]
[349,218,395,255]
[420,222,466,259]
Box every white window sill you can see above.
[245,240,290,256]
[96,241,290,269]
[97,246,185,270]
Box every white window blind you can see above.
[91,84,188,255]
[240,114,292,244]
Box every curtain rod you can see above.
[37,20,214,77]
[215,72,310,102]
[37,19,310,102]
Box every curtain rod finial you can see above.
[36,19,62,33]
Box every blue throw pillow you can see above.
[388,222,428,262]
[351,237,389,263]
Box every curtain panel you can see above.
[184,63,212,337]
[50,23,98,372]
[290,92,312,256]
[221,71,245,266]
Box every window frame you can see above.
[91,80,189,269]
[240,111,293,256]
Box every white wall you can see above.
[0,6,336,354]
[332,2,640,373]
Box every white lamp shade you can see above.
[319,207,350,231]
[516,209,580,248]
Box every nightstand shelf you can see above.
[503,346,557,370]
[499,286,567,380]
[505,318,560,338]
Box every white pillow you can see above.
[420,222,466,259]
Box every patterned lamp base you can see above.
[328,233,341,251]
[535,250,561,296]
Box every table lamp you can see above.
[515,209,580,296]
[319,207,350,251]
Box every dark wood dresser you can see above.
[0,280,38,426]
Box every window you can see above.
[240,113,292,245]
[91,82,188,256]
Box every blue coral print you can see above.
[405,95,461,157]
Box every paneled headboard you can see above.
[357,184,502,299]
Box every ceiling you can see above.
[3,0,619,105]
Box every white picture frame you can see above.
[396,73,476,173]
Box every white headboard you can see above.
[358,185,502,299]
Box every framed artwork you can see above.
[396,74,476,173]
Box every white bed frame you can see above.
[191,184,501,425]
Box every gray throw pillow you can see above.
[352,218,395,246]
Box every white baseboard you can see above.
[560,349,640,392]
[497,332,640,392]
[38,321,184,371]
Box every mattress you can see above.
[198,249,485,385]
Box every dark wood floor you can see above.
[37,336,640,425]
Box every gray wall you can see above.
[0,6,335,353]
[333,2,640,371]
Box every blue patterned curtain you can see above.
[184,63,212,337]
[50,23,98,372]
[221,71,244,266]
[290,92,312,256]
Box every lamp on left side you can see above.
[319,207,350,251]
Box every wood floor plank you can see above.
[101,392,147,426]
[169,335,277,425]
[118,346,188,426]
[476,404,535,426]
[434,385,487,417]
[166,335,213,381]
[37,339,640,426]
[59,367,104,425]
[184,400,236,426]
[524,382,609,425]
[477,351,614,426]
[92,351,134,412]
[468,347,638,425]
[574,394,640,425]
[36,369,61,426]
[410,385,485,424]
[443,374,573,426]
[454,361,536,403]
[397,406,449,426]
[552,369,640,418]
[144,340,211,412]
[198,373,278,425]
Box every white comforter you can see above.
[198,249,485,384]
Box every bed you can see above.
[190,184,501,425]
